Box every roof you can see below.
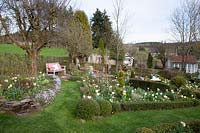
[169,55,197,63]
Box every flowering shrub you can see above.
[0,72,51,100]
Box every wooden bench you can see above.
[46,63,66,76]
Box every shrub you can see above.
[170,76,186,88]
[118,70,125,87]
[129,79,170,92]
[130,70,135,78]
[141,120,200,133]
[97,99,112,116]
[194,90,200,99]
[76,99,100,120]
[157,70,184,79]
[111,102,121,113]
[135,127,154,133]
[121,100,199,111]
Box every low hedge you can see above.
[129,78,170,92]
[136,120,200,133]
[121,100,200,112]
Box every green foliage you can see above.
[97,99,112,116]
[98,38,105,64]
[91,9,113,49]
[111,102,121,113]
[121,100,199,111]
[137,120,200,133]
[0,73,51,101]
[180,88,193,97]
[170,76,186,88]
[118,70,125,87]
[130,70,135,78]
[129,79,170,92]
[157,70,184,79]
[76,99,100,120]
[147,53,153,68]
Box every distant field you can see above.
[0,44,68,57]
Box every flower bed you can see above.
[0,74,61,115]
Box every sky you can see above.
[74,0,183,43]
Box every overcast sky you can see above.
[74,0,183,43]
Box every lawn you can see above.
[0,44,68,57]
[0,81,200,133]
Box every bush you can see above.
[76,99,100,120]
[157,70,184,80]
[194,90,200,99]
[129,79,170,92]
[118,70,125,87]
[121,100,200,111]
[170,76,186,88]
[111,102,121,113]
[138,120,200,133]
[97,99,112,116]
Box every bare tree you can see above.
[0,0,71,76]
[155,43,168,69]
[170,0,200,72]
[112,0,128,71]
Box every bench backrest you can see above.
[46,63,62,72]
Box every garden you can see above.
[0,43,200,132]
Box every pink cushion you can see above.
[47,63,61,71]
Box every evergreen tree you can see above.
[147,53,153,68]
[91,9,113,49]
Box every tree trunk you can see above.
[29,51,38,77]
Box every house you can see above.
[123,53,134,67]
[166,55,198,73]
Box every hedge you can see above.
[136,120,200,133]
[129,78,170,92]
[121,100,200,112]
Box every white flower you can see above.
[0,84,2,87]
[83,95,86,98]
[116,84,119,86]
[157,88,160,91]
[4,79,8,83]
[109,85,112,88]
[152,94,154,97]
[183,96,187,99]
[164,95,168,99]
[180,121,186,127]
[8,84,12,89]
[160,93,163,95]
[123,90,126,95]
[96,93,100,96]
[83,80,86,82]
[96,85,98,88]
[112,92,115,95]
[144,92,147,96]
[87,96,92,99]
[147,88,150,90]
[33,83,37,86]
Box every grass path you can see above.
[0,81,200,132]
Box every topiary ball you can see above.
[97,99,112,116]
[76,99,100,120]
